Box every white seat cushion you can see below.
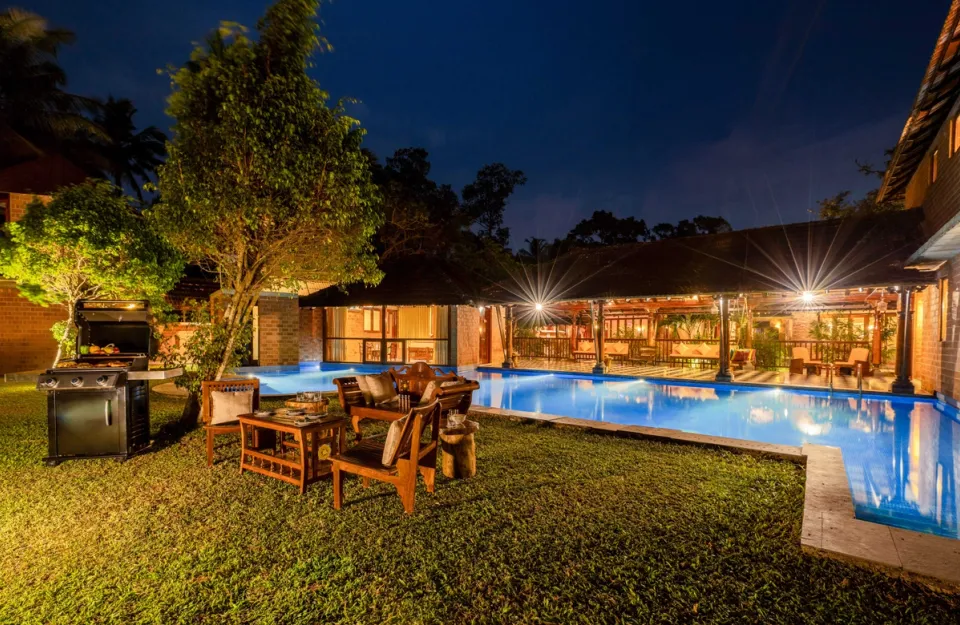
[210,390,253,425]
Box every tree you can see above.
[0,180,183,365]
[650,215,732,240]
[816,155,904,219]
[92,96,166,200]
[152,0,382,384]
[0,8,100,145]
[568,210,650,246]
[372,147,463,259]
[461,163,527,247]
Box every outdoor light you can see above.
[801,291,814,303]
[858,287,864,293]
[894,285,900,292]
[478,306,485,314]
[535,302,543,311]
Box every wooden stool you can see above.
[439,420,479,479]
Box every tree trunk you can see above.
[214,288,257,380]
[52,302,76,367]
[179,391,201,428]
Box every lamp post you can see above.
[715,294,734,382]
[891,288,915,395]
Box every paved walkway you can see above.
[499,358,922,394]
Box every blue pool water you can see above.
[243,363,960,540]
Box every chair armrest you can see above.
[418,441,437,460]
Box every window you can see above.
[362,307,382,332]
[941,278,949,342]
[931,149,940,183]
[953,117,960,155]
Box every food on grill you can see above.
[55,361,79,368]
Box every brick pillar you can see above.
[257,293,299,366]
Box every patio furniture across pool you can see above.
[238,412,348,494]
[331,401,441,514]
[834,347,872,376]
[789,347,821,375]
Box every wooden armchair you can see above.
[836,347,872,376]
[388,362,457,398]
[201,379,260,467]
[435,380,480,421]
[331,401,441,514]
[333,376,366,417]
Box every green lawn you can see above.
[0,381,956,624]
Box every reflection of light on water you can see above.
[798,421,825,436]
[666,386,718,401]
[749,407,774,424]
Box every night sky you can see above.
[21,0,950,247]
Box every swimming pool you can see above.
[242,363,960,540]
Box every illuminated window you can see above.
[941,278,949,342]
[363,307,382,332]
[931,149,940,183]
[953,117,960,155]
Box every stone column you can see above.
[744,306,754,349]
[593,300,606,374]
[715,295,734,382]
[502,305,514,368]
[891,289,915,395]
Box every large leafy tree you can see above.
[816,153,903,219]
[371,147,463,260]
[0,180,184,365]
[152,0,382,381]
[0,8,100,145]
[568,210,651,246]
[92,96,166,200]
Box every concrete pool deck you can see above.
[470,405,960,592]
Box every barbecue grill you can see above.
[37,300,153,465]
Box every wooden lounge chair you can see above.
[789,347,820,375]
[835,347,871,376]
[603,342,629,363]
[572,340,595,361]
[201,378,260,466]
[331,401,441,514]
[731,348,755,371]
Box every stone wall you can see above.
[257,293,299,365]
[789,311,818,341]
[299,307,323,362]
[0,282,65,374]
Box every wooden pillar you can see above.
[716,295,733,382]
[891,289,915,395]
[871,309,883,367]
[648,312,658,346]
[502,305,514,368]
[744,305,754,349]
[593,300,606,374]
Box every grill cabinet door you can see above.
[53,392,121,456]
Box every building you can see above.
[878,0,960,402]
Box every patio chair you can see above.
[835,347,872,376]
[731,348,755,371]
[572,340,595,361]
[201,378,260,467]
[789,347,820,375]
[331,401,441,514]
[388,362,457,398]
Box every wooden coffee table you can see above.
[238,413,348,494]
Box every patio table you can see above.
[238,413,348,494]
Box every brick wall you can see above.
[257,294,299,365]
[0,282,65,374]
[911,258,960,399]
[7,193,40,222]
[299,307,323,362]
[789,311,818,340]
[455,305,480,366]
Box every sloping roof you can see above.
[299,255,486,307]
[501,210,932,303]
[878,0,960,201]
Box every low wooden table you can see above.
[238,413,348,494]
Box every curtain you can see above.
[325,308,348,361]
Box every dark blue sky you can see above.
[23,0,949,247]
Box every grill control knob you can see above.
[96,375,109,387]
[43,377,58,388]
[70,377,83,387]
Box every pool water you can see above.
[243,363,960,540]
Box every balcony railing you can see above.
[751,339,871,369]
[513,337,572,360]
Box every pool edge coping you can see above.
[469,405,960,593]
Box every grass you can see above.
[0,381,957,624]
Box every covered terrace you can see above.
[494,209,935,394]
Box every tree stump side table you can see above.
[284,398,329,414]
[439,420,479,479]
